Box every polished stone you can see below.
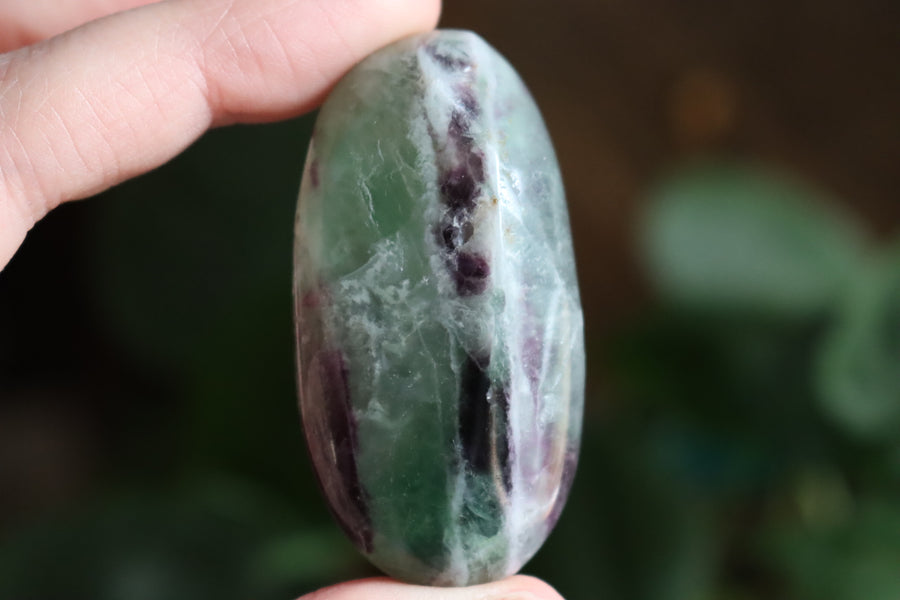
[293,30,584,586]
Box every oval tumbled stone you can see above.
[293,29,584,586]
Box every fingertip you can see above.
[391,0,442,33]
[195,0,442,125]
[499,575,566,600]
[329,0,443,75]
[366,0,442,33]
[298,575,564,600]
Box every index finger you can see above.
[0,0,441,269]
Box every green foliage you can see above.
[631,161,900,599]
[816,245,900,439]
[764,497,900,600]
[641,162,864,317]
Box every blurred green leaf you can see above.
[816,244,900,440]
[641,162,865,317]
[790,466,854,529]
[764,497,900,600]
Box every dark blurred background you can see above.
[1,1,898,599]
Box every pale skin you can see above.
[0,1,565,598]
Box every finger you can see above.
[0,0,157,52]
[300,575,566,600]
[0,0,441,269]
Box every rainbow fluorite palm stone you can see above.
[293,30,584,586]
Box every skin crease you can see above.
[0,1,565,599]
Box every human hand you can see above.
[0,0,441,269]
[0,1,564,598]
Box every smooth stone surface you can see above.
[293,29,584,586]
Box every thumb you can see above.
[300,576,566,600]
